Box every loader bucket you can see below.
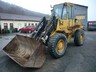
[3,35,46,68]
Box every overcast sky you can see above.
[1,0,96,21]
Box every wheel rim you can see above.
[80,34,84,42]
[56,39,65,53]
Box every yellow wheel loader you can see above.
[3,2,87,68]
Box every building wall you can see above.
[0,20,39,32]
[0,20,39,33]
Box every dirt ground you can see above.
[0,31,96,72]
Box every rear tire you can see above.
[48,33,67,58]
[74,30,84,46]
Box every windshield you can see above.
[53,4,63,18]
[52,4,66,19]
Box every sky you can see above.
[1,0,96,21]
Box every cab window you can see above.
[62,6,67,19]
[53,4,63,18]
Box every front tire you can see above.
[48,33,67,58]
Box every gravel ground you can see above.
[0,31,96,72]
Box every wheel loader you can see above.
[3,2,87,68]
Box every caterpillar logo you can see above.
[75,16,85,19]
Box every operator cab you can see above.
[52,3,72,20]
[52,3,78,28]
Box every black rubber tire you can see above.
[48,33,67,58]
[74,30,84,46]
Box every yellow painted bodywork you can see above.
[50,2,84,43]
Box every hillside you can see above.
[0,0,49,17]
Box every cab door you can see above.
[67,5,74,27]
[56,5,69,31]
[60,4,74,29]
